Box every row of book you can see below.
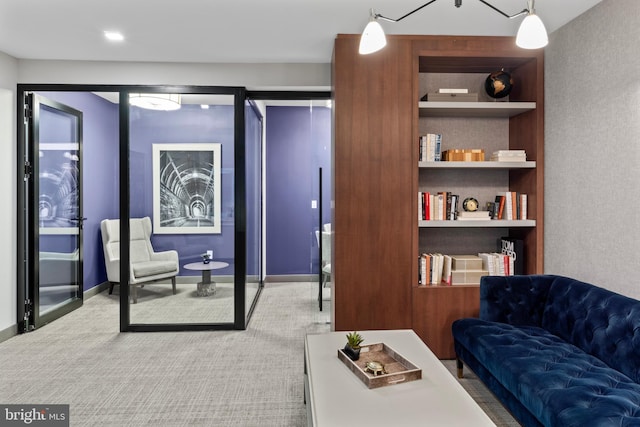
[419,145,528,163]
[479,252,515,277]
[418,253,506,286]
[418,133,442,162]
[418,191,458,221]
[419,246,523,286]
[418,191,528,221]
[491,192,528,220]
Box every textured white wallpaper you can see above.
[545,0,640,298]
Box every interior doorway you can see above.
[18,93,84,330]
[247,92,332,325]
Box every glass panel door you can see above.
[245,100,264,322]
[311,102,332,321]
[23,93,83,329]
[255,94,331,324]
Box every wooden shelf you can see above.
[419,220,536,228]
[419,161,536,169]
[419,101,536,118]
[333,35,544,359]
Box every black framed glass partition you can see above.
[246,91,331,325]
[18,84,262,332]
[123,87,255,331]
[245,100,264,322]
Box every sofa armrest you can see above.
[480,275,555,327]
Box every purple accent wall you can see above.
[38,92,119,291]
[129,104,235,276]
[266,106,331,275]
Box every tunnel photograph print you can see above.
[152,143,222,234]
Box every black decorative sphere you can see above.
[484,70,514,99]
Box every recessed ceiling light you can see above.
[104,31,124,42]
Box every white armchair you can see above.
[100,217,178,303]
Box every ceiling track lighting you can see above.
[359,0,548,54]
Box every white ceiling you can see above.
[0,0,601,64]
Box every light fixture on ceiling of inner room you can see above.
[129,93,182,111]
[358,0,548,55]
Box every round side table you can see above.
[183,261,229,296]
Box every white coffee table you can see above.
[304,329,495,427]
[183,261,229,296]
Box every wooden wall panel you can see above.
[510,56,544,274]
[333,35,414,331]
[412,286,480,359]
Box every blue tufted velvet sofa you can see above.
[452,275,640,427]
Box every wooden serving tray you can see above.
[337,343,422,389]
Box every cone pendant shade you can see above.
[359,17,386,55]
[516,12,548,49]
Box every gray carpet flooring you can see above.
[0,282,518,426]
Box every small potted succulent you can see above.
[343,331,364,361]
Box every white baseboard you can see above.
[0,324,17,344]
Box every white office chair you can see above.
[101,217,178,303]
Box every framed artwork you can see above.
[152,143,222,234]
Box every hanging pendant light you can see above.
[359,9,387,55]
[515,6,548,49]
[358,0,549,54]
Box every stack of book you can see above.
[423,88,479,102]
[457,211,491,221]
[439,88,469,94]
[490,150,526,162]
[419,134,443,162]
